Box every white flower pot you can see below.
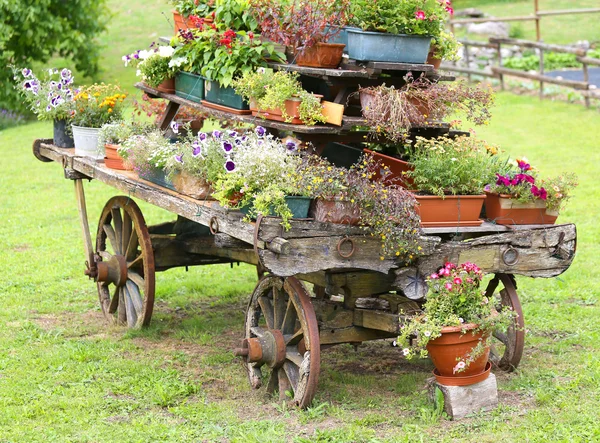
[72,125,103,159]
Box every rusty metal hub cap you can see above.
[235,329,287,368]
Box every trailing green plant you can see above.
[122,129,177,174]
[349,0,452,36]
[406,135,500,196]
[430,30,461,61]
[397,261,515,373]
[487,157,578,212]
[359,75,495,142]
[72,84,127,128]
[98,120,154,146]
[12,67,76,122]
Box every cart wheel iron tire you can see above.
[236,275,321,408]
[94,196,155,328]
[485,273,525,371]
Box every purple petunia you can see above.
[170,121,179,134]
[198,132,207,142]
[22,68,32,78]
[174,154,184,163]
[192,142,202,157]
[255,126,266,137]
[212,129,222,138]
[224,159,236,172]
[60,68,72,81]
[222,141,233,152]
[286,141,297,151]
[228,130,238,138]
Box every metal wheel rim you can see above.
[96,196,155,328]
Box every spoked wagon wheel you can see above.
[485,273,525,371]
[95,196,155,328]
[236,276,321,408]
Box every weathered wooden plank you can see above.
[491,67,589,90]
[319,326,395,345]
[151,235,234,270]
[268,62,373,79]
[296,270,396,297]
[577,56,600,67]
[355,298,390,311]
[353,309,399,334]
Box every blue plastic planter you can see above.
[175,71,205,103]
[325,26,360,52]
[239,196,312,219]
[204,80,249,110]
[346,29,431,63]
[140,168,176,191]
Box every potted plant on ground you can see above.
[485,158,578,225]
[98,121,154,170]
[123,44,178,93]
[397,261,515,385]
[233,69,327,124]
[359,75,495,142]
[13,67,76,148]
[211,127,312,228]
[251,0,350,68]
[405,135,500,226]
[71,84,127,159]
[347,0,452,63]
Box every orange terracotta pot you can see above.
[156,77,175,94]
[426,324,491,378]
[485,192,558,225]
[252,99,303,124]
[104,144,128,170]
[173,10,189,33]
[294,43,345,68]
[414,194,485,227]
[363,149,414,188]
[309,198,361,225]
[426,48,442,69]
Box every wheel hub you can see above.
[234,329,286,368]
[95,254,128,287]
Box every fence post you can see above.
[534,0,541,41]
[582,62,590,108]
[464,44,472,82]
[496,42,505,90]
[539,49,545,100]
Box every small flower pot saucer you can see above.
[201,100,252,115]
[433,361,491,386]
[420,219,484,227]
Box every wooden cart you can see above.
[32,61,577,408]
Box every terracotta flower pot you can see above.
[485,192,558,225]
[156,77,175,94]
[363,149,414,188]
[426,47,442,69]
[172,171,214,200]
[104,144,128,170]
[309,198,361,225]
[414,194,485,227]
[252,98,304,124]
[294,42,345,68]
[173,10,189,33]
[426,324,491,379]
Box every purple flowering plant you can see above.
[397,261,515,373]
[13,67,76,121]
[487,158,578,212]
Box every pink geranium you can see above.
[415,10,426,20]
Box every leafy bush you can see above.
[0,0,109,113]
[503,52,580,72]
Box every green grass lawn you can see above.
[453,0,600,44]
[1,0,600,441]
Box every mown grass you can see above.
[453,0,600,44]
[1,0,600,441]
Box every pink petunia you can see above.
[445,282,453,291]
[454,277,462,285]
[430,273,439,279]
[415,10,426,20]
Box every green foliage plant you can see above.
[397,261,515,373]
[349,0,451,36]
[97,120,154,146]
[430,30,462,61]
[233,70,326,124]
[171,0,216,17]
[123,45,177,88]
[12,67,76,122]
[488,157,578,212]
[72,84,127,128]
[406,135,499,197]
[173,27,283,87]
[0,0,109,113]
[214,0,258,31]
[503,52,580,72]
[122,129,177,174]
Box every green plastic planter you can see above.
[140,168,176,191]
[175,71,205,103]
[204,80,249,110]
[346,29,431,63]
[239,196,312,219]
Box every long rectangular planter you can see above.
[204,80,249,110]
[175,71,205,103]
[414,194,485,227]
[140,168,176,191]
[484,192,558,225]
[240,196,312,219]
[347,29,431,63]
[363,149,414,188]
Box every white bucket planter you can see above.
[72,125,103,159]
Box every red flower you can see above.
[248,31,254,39]
[445,6,454,15]
[220,38,232,48]
[415,10,426,20]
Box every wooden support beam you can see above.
[577,56,600,67]
[440,65,497,78]
[488,38,587,56]
[536,8,600,17]
[450,15,537,25]
[491,67,590,90]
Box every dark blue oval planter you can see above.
[175,71,205,103]
[347,29,431,63]
[53,119,74,148]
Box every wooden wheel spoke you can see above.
[257,295,275,329]
[283,361,299,391]
[121,211,132,254]
[108,285,120,314]
[285,351,303,368]
[111,208,123,253]
[250,326,267,338]
[98,250,112,261]
[493,330,509,345]
[127,254,144,270]
[117,288,127,324]
[281,298,297,334]
[273,287,287,330]
[278,367,291,400]
[285,328,304,346]
[103,223,119,254]
[123,286,138,328]
[125,229,139,261]
[128,270,145,289]
[126,280,144,318]
[266,369,279,394]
